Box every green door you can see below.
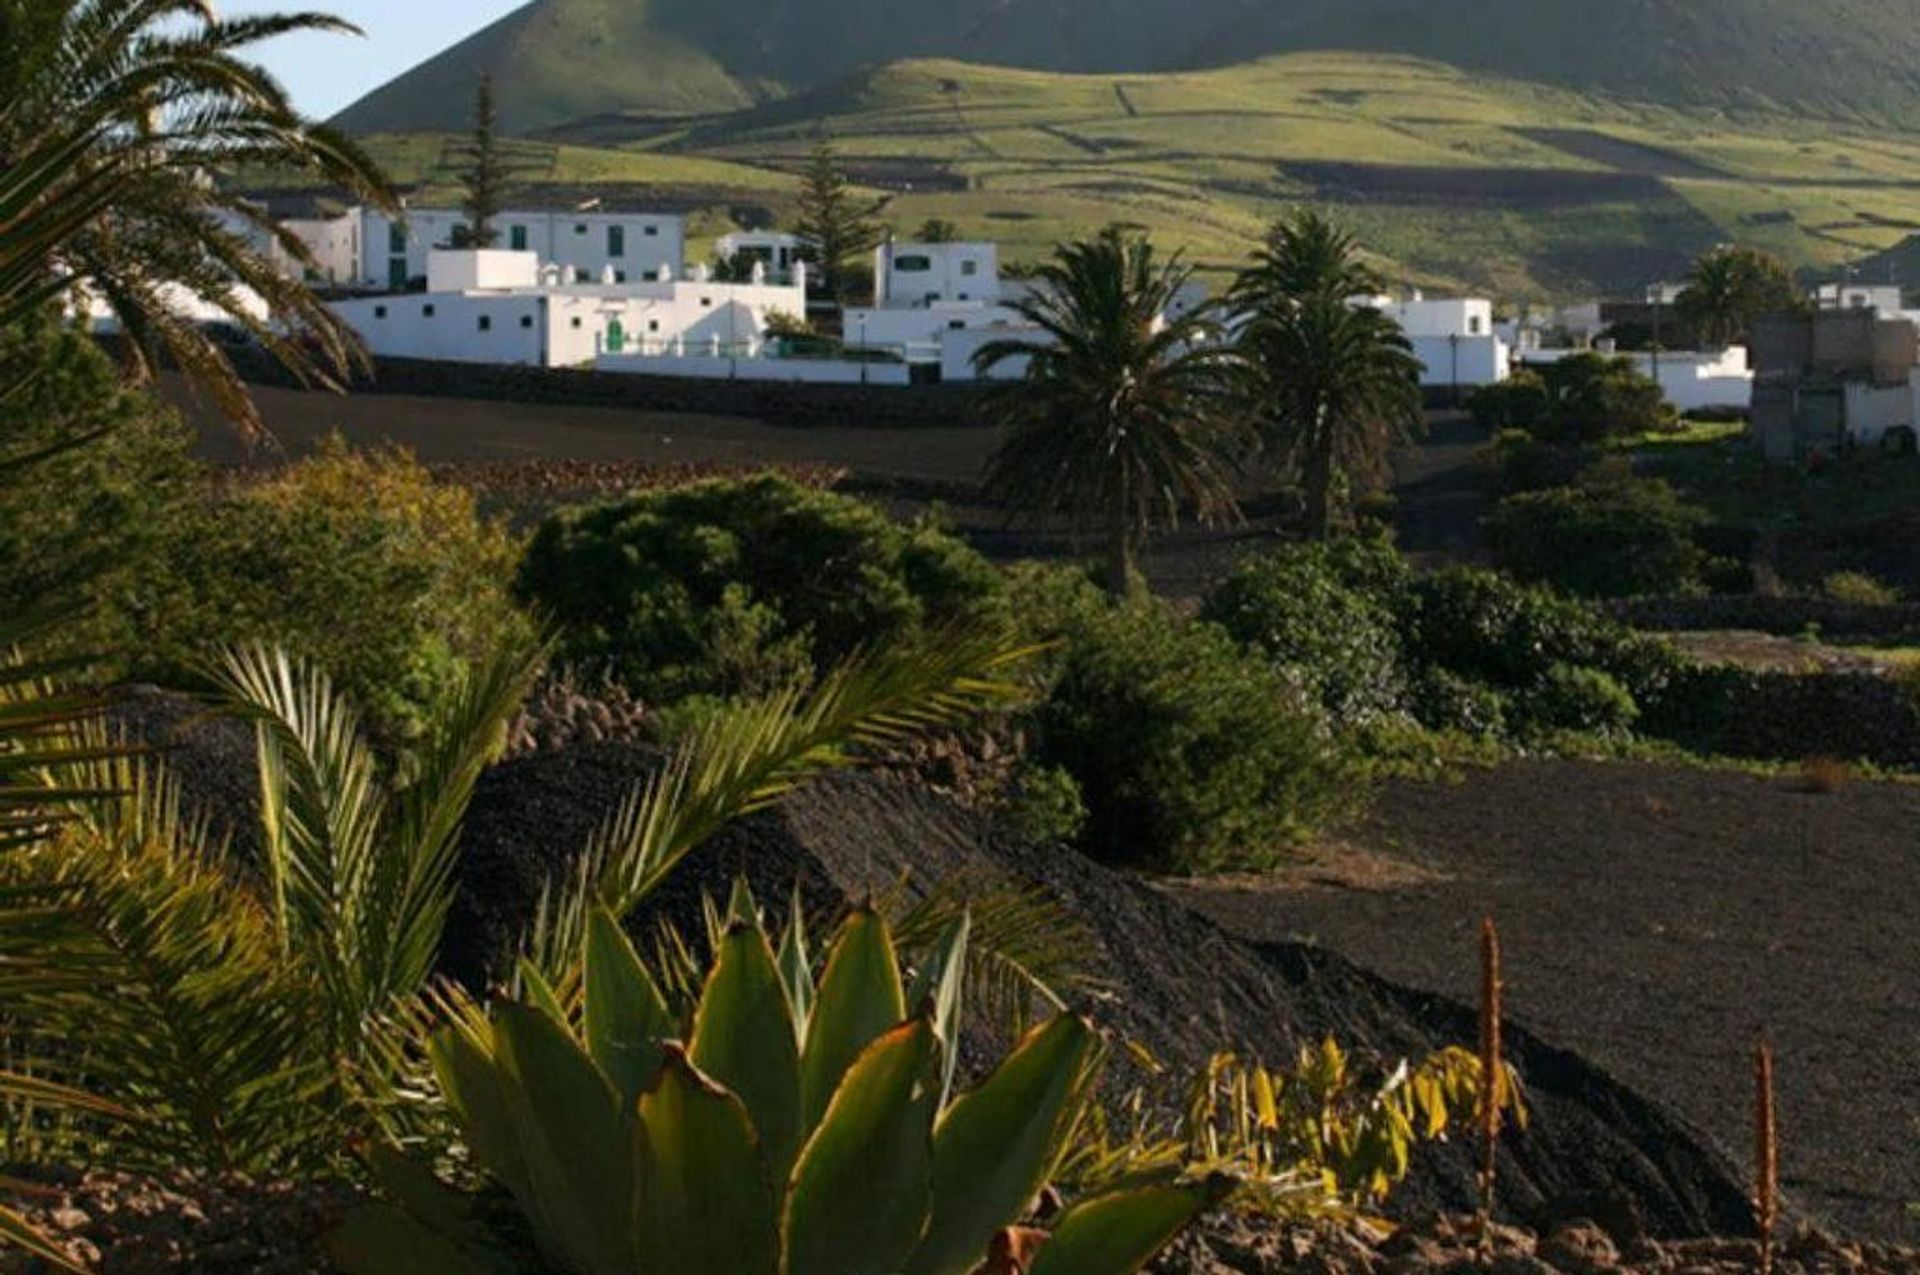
[510,224,528,251]
[388,257,407,289]
[606,317,626,354]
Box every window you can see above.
[648,320,661,333]
[608,225,626,258]
[615,271,627,284]
[948,319,966,331]
[574,223,588,236]
[510,225,528,251]
[520,315,535,329]
[571,317,583,330]
[700,297,712,308]
[373,305,388,319]
[644,225,659,237]
[895,254,933,273]
[422,304,436,318]
[957,292,970,302]
[478,315,492,332]
[388,224,406,253]
[960,259,979,277]
[1468,315,1483,335]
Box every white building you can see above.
[715,230,809,283]
[1523,345,1754,414]
[838,241,1050,381]
[1814,283,1905,316]
[1353,293,1511,389]
[355,208,684,292]
[329,250,806,369]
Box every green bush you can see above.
[1519,663,1640,736]
[1410,667,1509,738]
[1487,475,1713,599]
[1467,371,1549,432]
[1200,539,1413,729]
[1823,571,1900,607]
[0,317,196,627]
[1030,597,1357,874]
[1397,567,1681,729]
[518,475,1005,703]
[128,440,533,754]
[996,762,1089,846]
[1485,429,1589,496]
[1487,354,1675,443]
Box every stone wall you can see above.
[1643,664,1920,768]
[1612,595,1920,643]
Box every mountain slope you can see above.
[330,0,758,136]
[334,0,1920,135]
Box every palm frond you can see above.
[524,631,1036,982]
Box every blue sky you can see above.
[226,1,527,118]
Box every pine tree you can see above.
[793,143,887,310]
[450,77,508,248]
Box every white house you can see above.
[1353,293,1511,389]
[715,230,809,283]
[355,208,684,292]
[839,241,1051,380]
[329,250,807,369]
[1523,345,1754,413]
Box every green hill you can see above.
[334,0,1920,134]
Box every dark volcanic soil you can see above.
[1166,760,1920,1242]
[447,745,1751,1239]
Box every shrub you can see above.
[1486,429,1588,496]
[0,317,196,628]
[1519,663,1640,737]
[1823,571,1900,607]
[518,475,1004,704]
[1200,538,1412,730]
[1410,667,1509,738]
[1467,371,1550,433]
[1030,598,1357,874]
[127,440,532,753]
[1397,567,1682,729]
[996,762,1089,846]
[1487,475,1713,599]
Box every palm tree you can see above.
[1675,245,1801,350]
[976,227,1249,596]
[1232,212,1423,539]
[0,0,395,435]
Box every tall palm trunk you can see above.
[1105,517,1137,597]
[1302,402,1337,540]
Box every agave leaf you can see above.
[908,1014,1101,1275]
[1025,1179,1228,1275]
[774,884,813,1047]
[783,1018,938,1275]
[514,958,570,1027]
[633,1046,780,1275]
[491,1004,634,1275]
[727,877,760,926]
[425,1024,530,1206]
[904,911,970,1112]
[583,905,674,1108]
[326,1202,514,1275]
[799,907,906,1128]
[362,1142,485,1242]
[689,920,804,1181]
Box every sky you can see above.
[224,0,527,119]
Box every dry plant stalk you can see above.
[1755,1036,1778,1275]
[1477,915,1503,1259]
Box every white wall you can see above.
[1523,347,1754,412]
[331,293,545,365]
[358,209,684,290]
[1848,382,1913,445]
[595,352,913,385]
[717,231,808,279]
[1407,334,1508,388]
[938,326,1042,382]
[876,242,999,307]
[427,250,540,292]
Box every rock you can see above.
[1539,1221,1622,1272]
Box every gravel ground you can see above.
[1166,760,1920,1242]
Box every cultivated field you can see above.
[350,53,1920,296]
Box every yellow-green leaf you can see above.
[634,1047,780,1275]
[908,1014,1100,1275]
[584,904,674,1107]
[799,907,905,1128]
[326,1202,515,1275]
[1026,1181,1225,1275]
[493,1003,635,1275]
[426,1024,531,1206]
[690,920,804,1179]
[784,1018,937,1275]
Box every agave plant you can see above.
[333,890,1227,1275]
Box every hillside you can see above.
[334,0,1920,135]
[348,53,1920,297]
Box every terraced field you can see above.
[351,53,1920,297]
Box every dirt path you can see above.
[1165,760,1920,1241]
